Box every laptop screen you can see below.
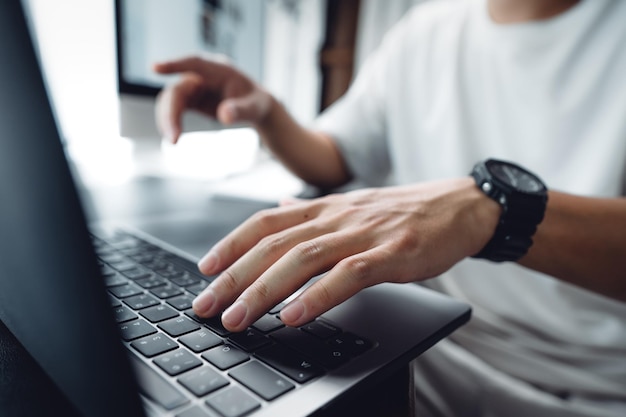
[0,2,145,416]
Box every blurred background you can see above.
[24,0,429,254]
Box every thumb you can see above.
[216,100,239,125]
[217,92,270,125]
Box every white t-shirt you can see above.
[315,0,626,407]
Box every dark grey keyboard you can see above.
[92,230,374,417]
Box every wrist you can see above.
[457,177,502,257]
[253,94,283,132]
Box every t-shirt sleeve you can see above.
[313,24,400,187]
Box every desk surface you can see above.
[82,175,276,258]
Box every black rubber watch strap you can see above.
[470,159,547,263]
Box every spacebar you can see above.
[128,353,189,410]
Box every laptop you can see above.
[0,2,471,417]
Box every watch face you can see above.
[488,161,545,193]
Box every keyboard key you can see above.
[122,266,152,280]
[227,328,271,352]
[167,294,195,310]
[170,272,201,287]
[179,329,222,353]
[112,305,138,323]
[154,348,202,376]
[159,265,186,279]
[136,275,168,289]
[140,304,179,323]
[327,332,373,356]
[107,233,143,250]
[206,386,260,417]
[139,243,164,254]
[165,253,208,277]
[128,353,189,411]
[131,333,178,358]
[203,318,231,337]
[186,280,211,295]
[251,314,284,333]
[270,327,349,369]
[158,316,201,337]
[202,344,249,370]
[301,319,341,339]
[175,405,221,417]
[178,366,229,397]
[109,283,143,299]
[118,247,148,258]
[142,258,170,271]
[104,273,128,287]
[99,252,126,265]
[129,252,157,264]
[151,285,183,299]
[110,259,138,272]
[255,344,324,383]
[124,293,160,310]
[119,319,157,341]
[228,361,294,401]
[185,311,230,337]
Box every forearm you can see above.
[254,97,352,189]
[520,191,626,301]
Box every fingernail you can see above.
[222,300,248,329]
[198,251,219,274]
[280,300,305,325]
[192,287,216,316]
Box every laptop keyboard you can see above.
[92,230,374,417]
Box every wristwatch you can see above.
[470,159,548,262]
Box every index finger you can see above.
[154,75,201,143]
[153,56,233,86]
[198,201,321,276]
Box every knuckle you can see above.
[258,234,288,258]
[219,268,241,293]
[338,255,375,285]
[248,279,272,303]
[250,208,279,231]
[292,240,323,265]
[394,229,421,251]
[188,55,204,67]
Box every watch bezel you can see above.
[484,159,548,196]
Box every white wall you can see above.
[263,0,326,124]
[26,0,118,146]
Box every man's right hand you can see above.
[153,56,272,144]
